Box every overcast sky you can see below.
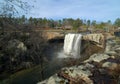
[24,0,120,22]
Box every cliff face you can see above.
[42,32,105,46]
[81,33,105,60]
[38,35,120,84]
[83,33,104,43]
[82,33,105,47]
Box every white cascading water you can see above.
[58,33,82,58]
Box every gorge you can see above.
[1,32,120,84]
[38,32,120,84]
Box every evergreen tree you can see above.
[114,18,120,27]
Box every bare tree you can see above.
[0,0,31,34]
[0,0,31,16]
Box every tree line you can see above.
[0,15,120,32]
[0,0,120,32]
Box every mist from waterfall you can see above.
[58,33,82,58]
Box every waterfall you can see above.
[63,33,82,58]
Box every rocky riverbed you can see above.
[38,35,120,84]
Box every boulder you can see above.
[6,39,27,63]
[105,51,117,56]
[38,65,93,84]
[102,62,118,70]
[84,54,110,63]
[7,39,27,52]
